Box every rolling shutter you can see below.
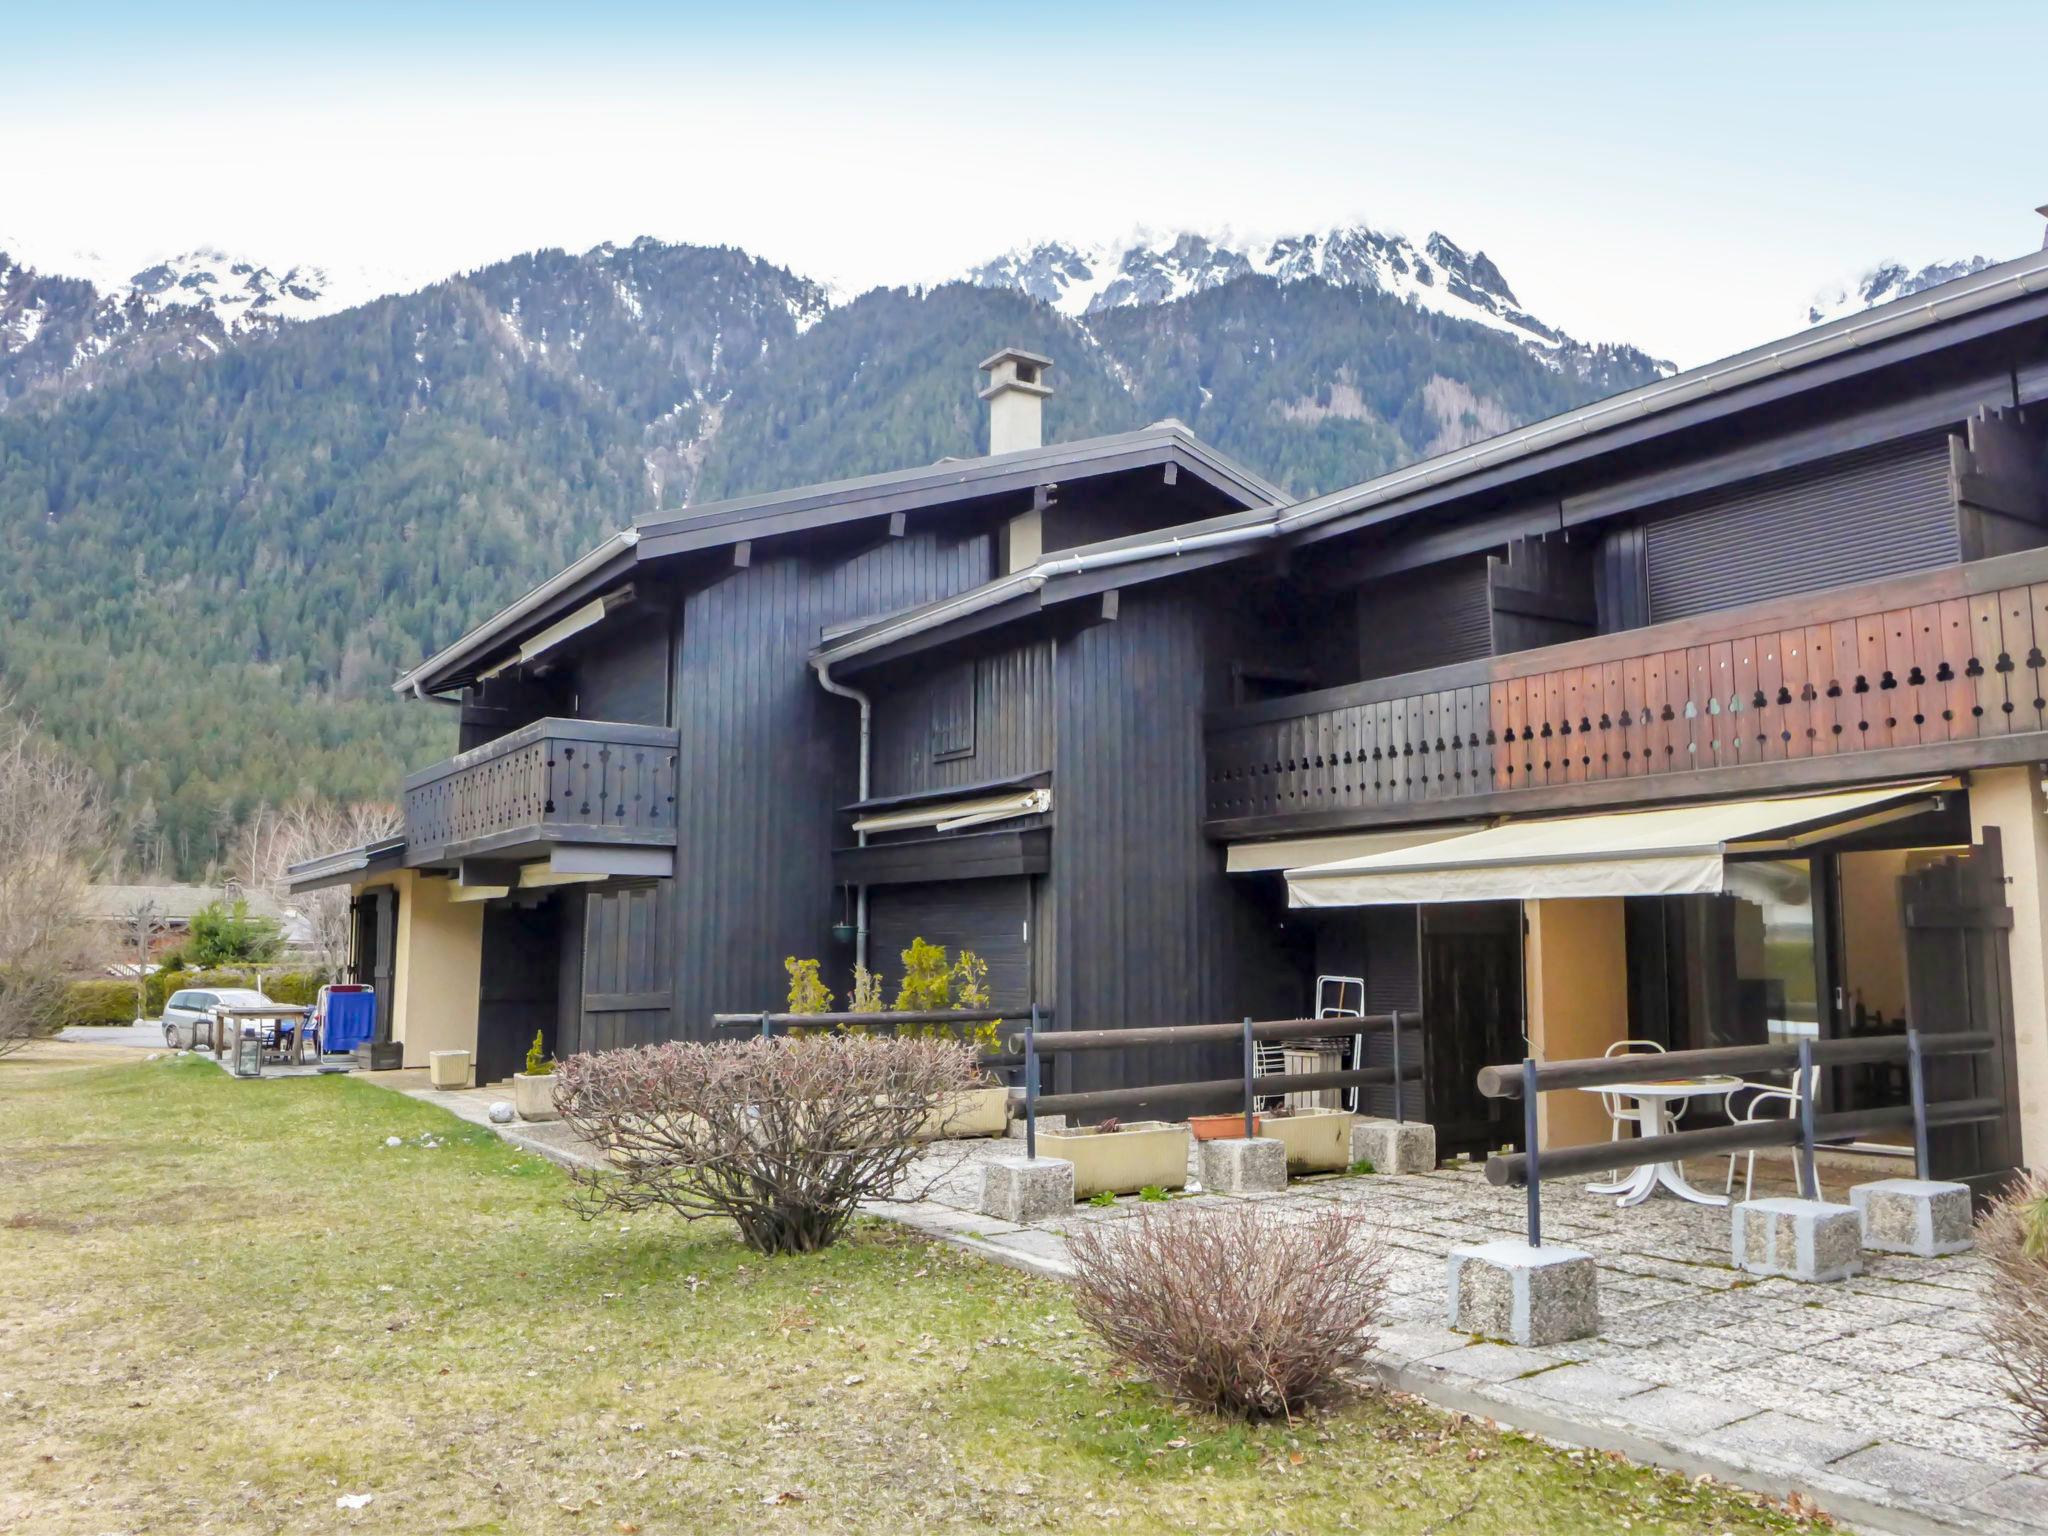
[1357,556,1493,679]
[867,879,1032,1008]
[1646,436,1958,623]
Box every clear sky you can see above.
[5,0,2043,365]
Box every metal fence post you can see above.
[1390,1008,1405,1124]
[1796,1036,1820,1201]
[758,1011,773,1040]
[1242,1016,1256,1140]
[1025,1005,1039,1163]
[1905,1025,1931,1178]
[1521,1056,1542,1248]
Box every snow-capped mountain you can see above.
[0,236,416,334]
[967,225,1584,355]
[1805,256,2001,327]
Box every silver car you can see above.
[161,987,277,1049]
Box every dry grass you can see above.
[0,1049,1815,1535]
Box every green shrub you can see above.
[64,980,139,1027]
[784,956,833,1015]
[264,971,325,1007]
[525,1030,553,1077]
[184,900,284,967]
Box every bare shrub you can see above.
[1984,1172,2048,1449]
[0,712,108,1055]
[1067,1201,1387,1420]
[236,794,400,973]
[555,1033,980,1255]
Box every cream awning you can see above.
[1225,826,1477,874]
[852,787,1050,835]
[1285,781,1950,908]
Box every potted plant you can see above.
[1040,1115,1191,1199]
[513,1031,559,1122]
[1258,1105,1355,1173]
[1189,1110,1260,1141]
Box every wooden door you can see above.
[350,888,398,1044]
[476,899,562,1084]
[1901,831,2024,1193]
[1419,902,1525,1157]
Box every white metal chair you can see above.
[1723,1062,1821,1203]
[1599,1039,1668,1180]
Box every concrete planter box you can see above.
[513,1072,559,1122]
[1040,1121,1190,1198]
[917,1085,1010,1141]
[428,1050,471,1090]
[1262,1108,1354,1173]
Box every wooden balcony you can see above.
[1206,546,2048,839]
[402,718,680,868]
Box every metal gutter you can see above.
[392,528,640,698]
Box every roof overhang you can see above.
[1284,781,1952,908]
[285,836,407,895]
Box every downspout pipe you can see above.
[811,658,873,975]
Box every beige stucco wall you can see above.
[357,870,483,1069]
[1522,897,1633,1149]
[1967,766,2048,1169]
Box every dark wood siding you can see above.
[671,529,995,1033]
[869,637,1055,798]
[1356,557,1492,679]
[1645,437,1959,622]
[1310,906,1423,1119]
[1052,591,1302,1097]
[476,900,563,1083]
[572,881,674,1053]
[867,879,1033,1008]
[570,605,671,726]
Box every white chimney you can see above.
[978,347,1053,456]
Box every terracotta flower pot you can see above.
[1188,1112,1260,1141]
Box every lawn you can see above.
[0,1048,1814,1535]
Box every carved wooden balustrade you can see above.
[1206,547,2048,835]
[402,718,679,864]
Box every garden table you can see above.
[1577,1076,1743,1207]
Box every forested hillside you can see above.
[0,234,1666,875]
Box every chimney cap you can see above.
[978,346,1053,373]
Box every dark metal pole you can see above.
[1796,1036,1819,1201]
[1390,1008,1405,1124]
[1025,1006,1039,1162]
[758,1011,773,1040]
[1521,1056,1542,1248]
[1906,1025,1930,1178]
[1242,1016,1256,1140]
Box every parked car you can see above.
[161,987,279,1049]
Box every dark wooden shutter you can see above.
[1901,836,2023,1194]
[930,667,976,763]
[1357,557,1493,680]
[867,879,1031,1008]
[1645,436,1958,622]
[578,882,673,1052]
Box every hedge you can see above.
[143,967,329,1016]
[64,980,141,1027]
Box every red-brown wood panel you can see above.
[1681,646,1711,773]
[1489,680,1511,790]
[1882,607,1920,749]
[1853,614,1890,752]
[1736,634,1769,765]
[1600,660,1625,780]
[1621,656,1648,776]
[1756,631,1786,762]
[1540,670,1566,785]
[1707,642,1736,769]
[1779,629,1811,758]
[1969,592,2009,735]
[2028,585,2048,736]
[1991,589,2034,736]
[1908,602,1946,742]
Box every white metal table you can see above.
[1577,1076,1743,1207]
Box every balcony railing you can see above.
[1206,546,2048,835]
[402,718,679,865]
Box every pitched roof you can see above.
[395,422,1281,697]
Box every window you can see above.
[930,667,976,763]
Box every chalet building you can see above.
[294,254,2048,1190]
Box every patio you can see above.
[887,1137,2046,1536]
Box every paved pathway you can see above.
[342,1070,2043,1536]
[57,1019,170,1049]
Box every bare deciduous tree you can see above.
[118,897,167,1019]
[555,1034,981,1254]
[236,795,399,974]
[0,712,109,1054]
[1067,1202,1389,1421]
